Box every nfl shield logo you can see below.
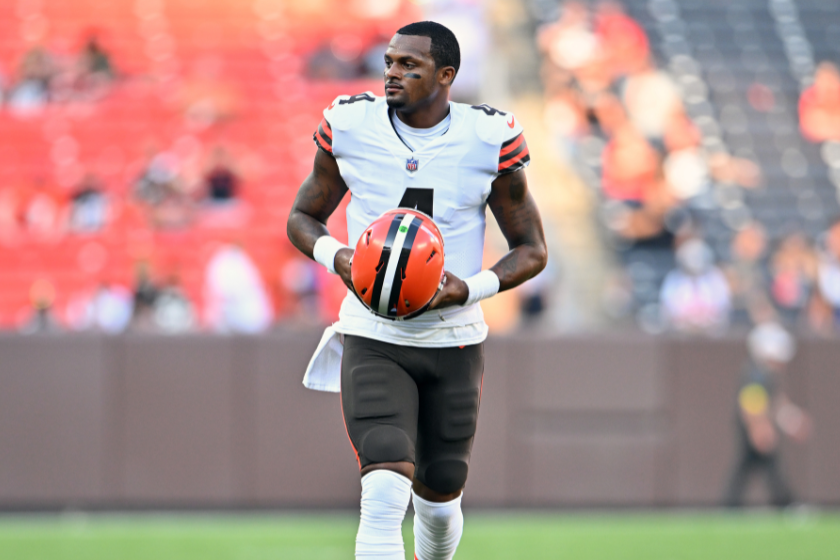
[406,158,419,172]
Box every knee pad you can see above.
[360,425,412,464]
[417,459,468,495]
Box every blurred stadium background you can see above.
[1,0,839,558]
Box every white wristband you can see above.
[463,270,500,306]
[313,236,348,274]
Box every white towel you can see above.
[302,326,344,392]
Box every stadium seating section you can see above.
[0,0,419,327]
[612,0,840,310]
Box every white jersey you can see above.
[313,92,530,348]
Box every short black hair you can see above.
[396,21,460,78]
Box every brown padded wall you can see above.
[0,335,108,505]
[0,333,836,508]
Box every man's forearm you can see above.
[489,243,547,292]
[287,210,331,259]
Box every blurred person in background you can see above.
[130,261,160,332]
[594,0,649,78]
[19,279,61,334]
[75,33,116,99]
[799,62,840,143]
[203,243,272,333]
[202,146,240,204]
[724,222,770,329]
[601,120,660,203]
[815,217,840,331]
[153,274,196,333]
[621,56,681,144]
[724,322,811,508]
[133,146,179,207]
[660,237,731,333]
[769,232,818,329]
[67,174,109,233]
[278,256,322,328]
[537,1,597,74]
[66,281,133,334]
[8,45,56,115]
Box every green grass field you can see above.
[0,511,837,560]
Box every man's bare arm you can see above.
[428,168,547,310]
[287,149,349,258]
[487,168,548,291]
[287,149,355,288]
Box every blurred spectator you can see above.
[622,57,681,141]
[279,257,322,327]
[8,45,56,115]
[769,232,817,328]
[133,148,179,207]
[724,222,770,328]
[799,62,840,143]
[19,279,61,334]
[75,34,116,100]
[660,238,731,333]
[130,261,160,331]
[307,37,366,81]
[79,35,115,81]
[815,218,840,331]
[67,175,108,232]
[538,1,597,73]
[662,113,710,200]
[517,262,555,328]
[67,282,133,333]
[663,114,761,200]
[203,244,273,333]
[203,146,240,204]
[601,122,660,203]
[153,275,196,333]
[724,323,811,507]
[594,1,649,77]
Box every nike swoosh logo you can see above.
[507,115,515,128]
[328,101,336,109]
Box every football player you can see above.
[287,21,547,560]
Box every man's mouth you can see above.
[385,83,403,93]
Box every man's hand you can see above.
[428,271,469,310]
[335,247,355,292]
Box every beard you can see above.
[385,96,407,109]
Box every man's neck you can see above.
[395,96,451,129]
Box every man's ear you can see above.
[438,66,456,87]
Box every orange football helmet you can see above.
[351,208,445,320]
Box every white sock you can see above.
[356,470,412,559]
[412,491,464,560]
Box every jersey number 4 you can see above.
[398,188,433,217]
[338,93,375,105]
[471,103,507,117]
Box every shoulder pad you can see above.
[323,91,375,131]
[472,103,520,145]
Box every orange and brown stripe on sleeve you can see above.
[498,132,530,174]
[313,117,333,155]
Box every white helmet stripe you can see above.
[377,213,416,316]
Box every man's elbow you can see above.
[532,243,548,276]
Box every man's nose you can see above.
[385,65,400,80]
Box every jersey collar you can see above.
[377,100,465,176]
